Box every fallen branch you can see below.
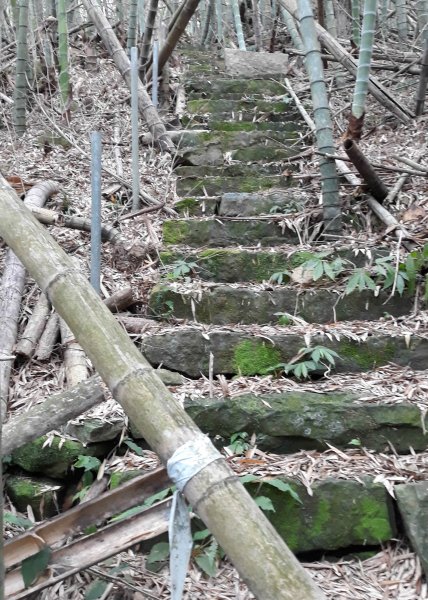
[3,376,105,455]
[343,138,389,202]
[0,176,327,600]
[15,293,51,358]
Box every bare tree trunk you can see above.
[81,0,173,152]
[0,175,326,600]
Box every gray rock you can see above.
[224,49,289,77]
[396,482,428,578]
[185,391,428,453]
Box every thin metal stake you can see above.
[131,46,140,212]
[90,131,102,294]
[152,39,159,108]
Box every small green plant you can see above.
[267,345,340,380]
[225,431,250,455]
[298,252,347,281]
[269,269,291,285]
[166,259,198,280]
[73,455,102,503]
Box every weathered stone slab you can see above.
[186,98,289,115]
[219,191,307,216]
[149,284,414,324]
[224,49,289,77]
[176,130,299,166]
[175,164,295,196]
[159,248,390,282]
[396,482,428,578]
[208,120,299,132]
[140,328,428,377]
[173,191,305,217]
[162,218,299,246]
[185,391,428,453]
[185,78,285,97]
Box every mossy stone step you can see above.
[208,120,299,133]
[174,190,306,216]
[159,247,368,281]
[185,78,285,97]
[176,173,294,196]
[162,218,299,246]
[176,163,290,178]
[176,129,299,150]
[182,111,293,125]
[175,130,300,167]
[186,390,428,454]
[186,98,293,116]
[140,327,428,377]
[149,283,413,325]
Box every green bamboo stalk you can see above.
[56,0,71,110]
[280,6,304,51]
[395,0,407,41]
[351,0,360,47]
[215,0,223,43]
[297,0,342,235]
[127,0,138,51]
[230,0,246,50]
[13,0,29,136]
[416,0,428,42]
[0,176,326,600]
[350,0,377,123]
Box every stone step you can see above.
[184,78,286,98]
[162,217,300,246]
[186,97,293,116]
[182,110,293,125]
[148,283,412,325]
[176,171,294,196]
[174,190,307,216]
[159,247,379,281]
[186,389,428,454]
[140,324,427,377]
[175,129,300,167]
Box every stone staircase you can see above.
[142,49,428,564]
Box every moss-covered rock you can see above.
[65,418,123,445]
[185,391,428,453]
[11,435,110,479]
[233,340,281,375]
[186,98,291,115]
[6,475,64,520]
[176,174,293,196]
[148,284,415,325]
[141,327,428,377]
[243,477,395,553]
[162,218,298,247]
[185,78,285,97]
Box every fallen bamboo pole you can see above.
[0,176,326,600]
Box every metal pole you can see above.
[90,131,102,294]
[131,46,140,211]
[152,39,159,107]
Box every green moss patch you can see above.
[233,340,281,375]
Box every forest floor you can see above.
[0,31,428,599]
